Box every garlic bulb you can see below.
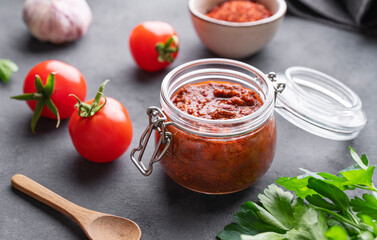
[23,0,92,44]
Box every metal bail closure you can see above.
[130,106,172,176]
[267,72,286,107]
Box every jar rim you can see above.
[160,58,275,137]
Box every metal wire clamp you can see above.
[267,72,286,108]
[130,106,172,176]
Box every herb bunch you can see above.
[218,148,377,240]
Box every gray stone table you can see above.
[1,0,376,239]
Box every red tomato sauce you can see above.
[172,81,263,120]
[159,81,276,194]
[206,0,272,23]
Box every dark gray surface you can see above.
[1,0,377,239]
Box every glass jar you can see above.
[131,58,366,194]
[131,59,276,194]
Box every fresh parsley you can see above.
[0,59,18,83]
[218,147,377,240]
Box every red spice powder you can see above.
[206,0,272,23]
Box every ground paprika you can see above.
[206,0,272,22]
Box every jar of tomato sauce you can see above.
[131,59,366,194]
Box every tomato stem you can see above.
[155,36,179,63]
[11,73,60,134]
[71,80,109,118]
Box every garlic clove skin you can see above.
[23,0,92,44]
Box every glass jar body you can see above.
[159,116,276,194]
[157,58,276,194]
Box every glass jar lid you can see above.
[274,66,366,141]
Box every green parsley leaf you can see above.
[317,172,346,182]
[257,184,296,229]
[217,185,330,240]
[0,59,18,83]
[217,185,293,240]
[276,172,348,199]
[247,201,290,231]
[233,204,283,234]
[306,194,341,211]
[340,167,375,190]
[359,215,377,235]
[307,178,350,210]
[350,194,377,219]
[240,232,286,240]
[357,231,375,239]
[349,147,368,170]
[276,176,316,199]
[286,205,328,240]
[217,199,287,240]
[324,225,349,240]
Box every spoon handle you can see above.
[11,174,92,225]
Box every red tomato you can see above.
[68,97,133,163]
[129,21,179,72]
[23,60,87,119]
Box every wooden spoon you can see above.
[11,174,141,240]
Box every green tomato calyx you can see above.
[11,73,60,134]
[156,36,179,63]
[71,80,109,118]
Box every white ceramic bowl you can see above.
[189,0,287,59]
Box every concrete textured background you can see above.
[0,0,376,239]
